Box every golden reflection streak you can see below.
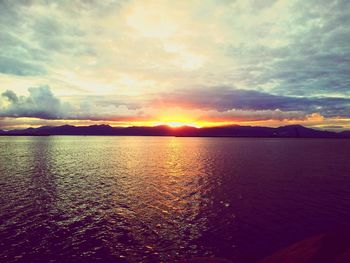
[108,137,213,256]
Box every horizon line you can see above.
[1,123,350,133]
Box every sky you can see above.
[0,0,350,130]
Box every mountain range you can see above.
[1,124,350,138]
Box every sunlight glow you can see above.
[153,121,200,128]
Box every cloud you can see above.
[200,108,307,122]
[0,0,349,128]
[0,56,46,76]
[2,90,18,103]
[1,85,349,128]
[154,87,350,117]
[1,0,349,94]
[0,86,147,121]
[1,86,66,119]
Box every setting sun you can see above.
[1,1,350,263]
[153,121,200,128]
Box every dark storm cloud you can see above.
[156,87,350,117]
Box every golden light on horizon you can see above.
[0,1,349,131]
[153,121,200,128]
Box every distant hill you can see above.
[340,130,350,137]
[1,124,350,138]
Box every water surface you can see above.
[1,136,350,262]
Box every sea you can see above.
[1,136,350,262]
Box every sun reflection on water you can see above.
[106,137,216,260]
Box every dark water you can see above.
[1,136,350,262]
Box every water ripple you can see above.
[0,137,350,262]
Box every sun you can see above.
[153,121,200,128]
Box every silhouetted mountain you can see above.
[194,125,276,137]
[1,124,350,138]
[340,130,350,137]
[273,125,337,138]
